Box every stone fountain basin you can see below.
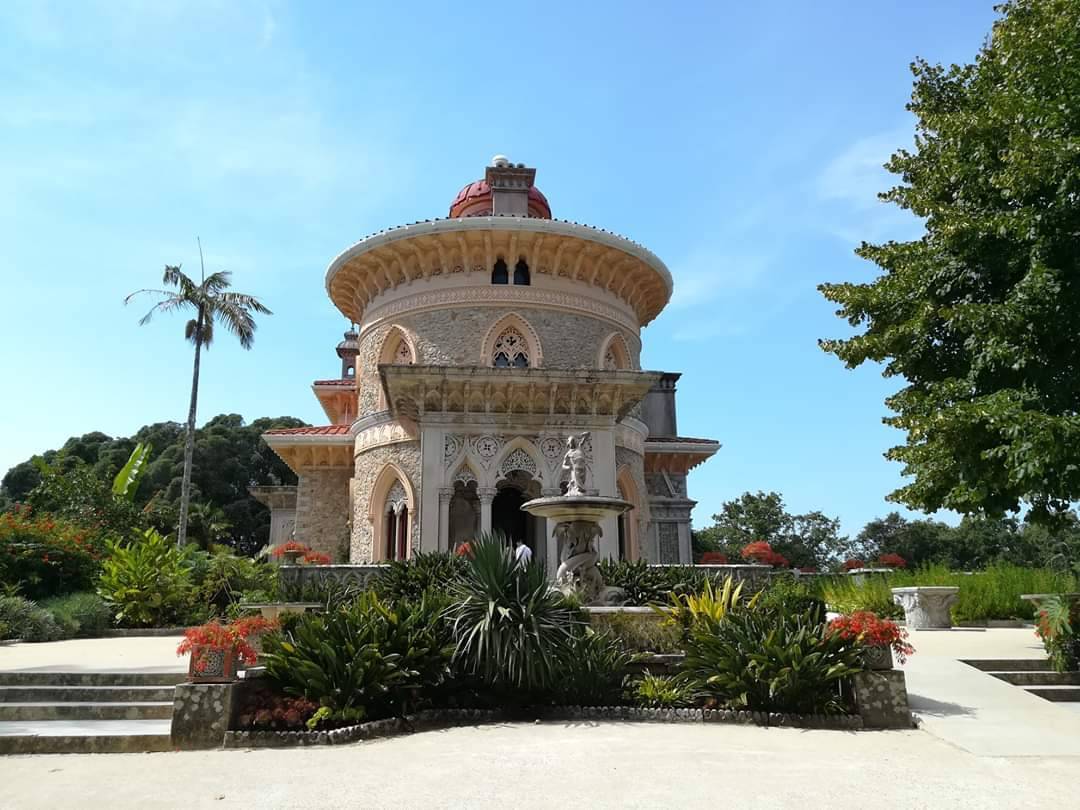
[520,495,632,521]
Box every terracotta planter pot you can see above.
[188,644,238,683]
[282,550,303,565]
[863,644,894,671]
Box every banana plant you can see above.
[111,442,153,502]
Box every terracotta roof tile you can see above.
[264,425,351,436]
[312,378,356,387]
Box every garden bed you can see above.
[223,705,868,749]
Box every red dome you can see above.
[449,179,551,219]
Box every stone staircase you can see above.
[0,671,183,754]
[964,659,1080,703]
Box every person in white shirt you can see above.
[514,537,533,567]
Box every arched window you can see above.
[384,480,408,561]
[492,327,529,368]
[513,259,530,286]
[492,258,508,285]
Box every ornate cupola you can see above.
[448,155,552,219]
[336,325,360,379]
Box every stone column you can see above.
[541,487,561,579]
[478,487,496,535]
[590,429,619,561]
[438,487,453,552]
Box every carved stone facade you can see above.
[261,157,719,566]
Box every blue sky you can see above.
[0,1,1000,535]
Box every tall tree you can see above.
[126,247,271,546]
[819,0,1080,525]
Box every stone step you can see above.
[991,671,1080,687]
[0,720,172,755]
[0,685,176,703]
[0,701,174,722]
[962,658,1053,673]
[0,671,185,687]
[1025,685,1080,702]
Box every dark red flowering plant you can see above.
[827,611,915,664]
[699,551,729,564]
[271,540,310,559]
[877,553,907,569]
[842,558,865,571]
[740,541,789,568]
[302,550,331,565]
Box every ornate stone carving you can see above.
[539,436,564,466]
[658,522,679,564]
[500,447,537,478]
[554,520,605,603]
[471,434,503,467]
[891,587,959,630]
[385,480,407,515]
[355,420,412,452]
[492,326,530,368]
[452,463,477,486]
[443,434,463,467]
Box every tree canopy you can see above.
[1,414,304,553]
[819,0,1080,524]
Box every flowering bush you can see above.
[842,558,865,572]
[234,683,319,730]
[827,611,915,664]
[740,541,789,568]
[0,506,102,600]
[271,541,310,559]
[877,553,907,569]
[1035,596,1080,673]
[302,551,331,565]
[177,616,278,671]
[698,551,729,564]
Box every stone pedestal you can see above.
[891,586,960,629]
[171,682,235,750]
[852,670,913,729]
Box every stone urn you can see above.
[281,549,304,565]
[891,586,960,630]
[863,644,894,671]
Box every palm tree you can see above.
[125,242,271,547]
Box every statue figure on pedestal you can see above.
[561,432,590,496]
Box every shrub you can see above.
[177,616,277,674]
[371,551,467,603]
[699,551,729,564]
[659,575,752,637]
[234,683,320,730]
[0,595,62,642]
[270,541,309,559]
[448,534,580,695]
[261,591,453,724]
[302,551,331,565]
[631,672,696,708]
[681,608,863,715]
[586,609,682,654]
[598,560,722,605]
[740,541,789,568]
[0,506,102,600]
[551,629,636,705]
[41,592,113,638]
[1035,596,1080,673]
[878,553,907,569]
[187,550,277,616]
[821,576,902,618]
[842,558,864,572]
[97,528,195,627]
[755,577,826,623]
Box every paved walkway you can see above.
[0,636,185,673]
[1,721,1078,809]
[899,627,1080,756]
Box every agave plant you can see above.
[447,532,581,695]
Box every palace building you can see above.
[254,157,718,569]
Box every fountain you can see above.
[521,432,632,605]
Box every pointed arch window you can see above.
[492,258,509,285]
[492,327,529,368]
[513,259,530,286]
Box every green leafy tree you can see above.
[126,248,271,546]
[695,491,846,568]
[819,0,1080,525]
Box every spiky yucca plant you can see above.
[447,532,581,695]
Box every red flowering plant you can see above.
[877,553,907,569]
[841,558,865,571]
[270,540,310,559]
[235,683,320,730]
[0,505,102,599]
[699,551,729,564]
[176,617,279,674]
[827,611,915,664]
[302,551,331,565]
[740,541,789,568]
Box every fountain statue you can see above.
[521,434,631,604]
